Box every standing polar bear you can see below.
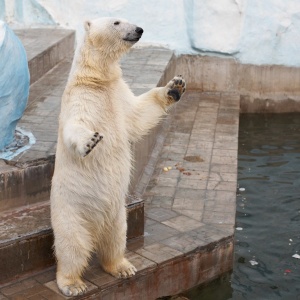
[51,17,186,296]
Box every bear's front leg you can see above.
[97,206,137,279]
[63,122,103,157]
[126,75,186,142]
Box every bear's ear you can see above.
[84,20,91,32]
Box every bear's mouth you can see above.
[123,37,140,42]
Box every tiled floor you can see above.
[144,91,239,231]
[0,90,239,299]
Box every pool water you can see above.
[184,113,300,299]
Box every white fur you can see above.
[50,17,186,297]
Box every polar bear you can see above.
[50,17,186,296]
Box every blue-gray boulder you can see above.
[0,21,30,150]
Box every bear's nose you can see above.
[135,27,144,35]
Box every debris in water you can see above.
[238,256,246,263]
[239,187,246,192]
[289,239,293,242]
[236,227,243,231]
[292,254,300,259]
[249,259,258,266]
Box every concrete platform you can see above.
[0,91,239,299]
[0,198,144,285]
[0,29,240,299]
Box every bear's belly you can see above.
[54,139,132,201]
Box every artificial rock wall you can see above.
[0,0,300,67]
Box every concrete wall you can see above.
[175,55,300,112]
[1,0,300,67]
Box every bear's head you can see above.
[84,17,143,56]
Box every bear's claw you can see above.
[83,132,103,157]
[118,263,137,278]
[166,75,186,104]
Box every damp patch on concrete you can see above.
[183,155,204,162]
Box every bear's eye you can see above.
[114,21,120,25]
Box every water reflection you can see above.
[234,114,300,300]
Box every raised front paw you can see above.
[83,132,103,157]
[166,75,186,104]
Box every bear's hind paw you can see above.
[58,281,88,297]
[103,258,137,279]
[83,132,103,157]
[119,263,137,278]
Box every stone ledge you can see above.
[0,237,233,299]
[0,199,144,285]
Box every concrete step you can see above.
[0,202,53,285]
[15,28,75,85]
[0,198,144,285]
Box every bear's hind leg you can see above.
[53,212,93,296]
[97,208,137,278]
